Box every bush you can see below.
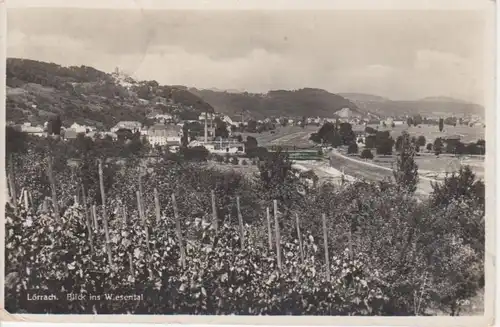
[347,142,358,154]
[224,154,231,164]
[361,149,374,159]
[241,160,248,166]
[230,156,239,165]
[426,143,433,151]
[417,136,426,146]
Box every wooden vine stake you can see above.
[171,193,186,269]
[295,213,304,264]
[23,190,29,211]
[266,207,272,251]
[348,227,354,261]
[154,188,161,224]
[92,205,99,231]
[98,160,107,221]
[128,251,135,279]
[46,157,60,221]
[98,159,112,266]
[322,213,331,280]
[102,206,113,268]
[211,190,218,230]
[8,155,18,214]
[236,196,245,250]
[273,200,282,271]
[136,191,150,251]
[81,185,94,253]
[122,204,127,224]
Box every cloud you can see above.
[6,8,488,104]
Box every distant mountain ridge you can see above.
[339,93,484,118]
[189,87,377,120]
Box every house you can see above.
[111,121,142,133]
[102,132,118,141]
[20,123,45,136]
[70,122,94,134]
[188,138,245,154]
[147,124,183,146]
[63,129,79,140]
[149,113,174,123]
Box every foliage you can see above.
[347,143,359,154]
[393,132,419,194]
[360,149,374,160]
[375,131,394,156]
[433,138,444,156]
[4,134,485,316]
[417,136,426,147]
[439,118,444,132]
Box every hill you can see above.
[189,87,373,120]
[6,58,214,129]
[337,93,390,102]
[339,92,484,118]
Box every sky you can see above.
[6,6,493,104]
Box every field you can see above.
[240,125,319,148]
[356,124,485,144]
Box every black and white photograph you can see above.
[1,0,495,321]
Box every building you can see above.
[70,122,94,134]
[188,138,245,154]
[63,129,79,140]
[147,124,183,146]
[111,121,142,133]
[149,113,174,123]
[20,123,45,136]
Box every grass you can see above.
[355,124,485,144]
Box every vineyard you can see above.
[4,134,485,315]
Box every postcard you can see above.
[0,0,496,326]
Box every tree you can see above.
[395,135,404,152]
[48,115,62,135]
[257,147,295,202]
[431,165,484,208]
[434,138,443,156]
[407,117,413,127]
[230,156,239,165]
[339,123,356,145]
[476,139,485,155]
[360,149,374,159]
[180,146,209,161]
[426,143,433,151]
[244,136,258,154]
[215,119,229,139]
[439,118,444,132]
[365,126,377,134]
[347,142,359,154]
[236,134,243,142]
[246,120,257,133]
[309,133,322,144]
[417,136,426,147]
[393,132,419,194]
[375,131,394,155]
[365,135,376,149]
[413,114,423,126]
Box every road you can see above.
[328,151,435,196]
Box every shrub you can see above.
[361,149,374,159]
[347,142,358,154]
[230,156,239,165]
[241,160,248,166]
[417,136,426,146]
